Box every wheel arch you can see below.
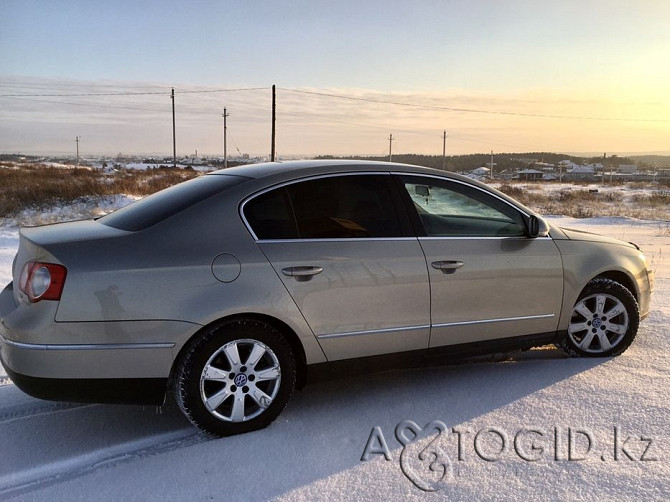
[169,313,308,391]
[591,270,639,303]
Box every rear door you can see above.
[242,173,430,361]
[398,175,564,347]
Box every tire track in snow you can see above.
[0,430,210,499]
[0,401,95,425]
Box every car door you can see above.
[398,174,564,348]
[242,173,430,361]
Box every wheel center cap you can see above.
[234,374,248,386]
[593,318,603,329]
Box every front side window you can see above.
[401,176,526,237]
[244,174,406,239]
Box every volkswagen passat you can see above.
[0,161,654,435]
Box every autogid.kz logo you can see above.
[360,421,659,492]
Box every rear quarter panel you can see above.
[49,189,326,364]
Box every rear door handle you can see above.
[281,266,323,282]
[431,260,464,274]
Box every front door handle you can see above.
[281,266,324,282]
[431,260,464,274]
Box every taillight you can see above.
[18,261,67,303]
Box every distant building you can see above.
[565,164,595,180]
[518,168,544,181]
[618,164,638,174]
[471,167,491,176]
[534,162,555,171]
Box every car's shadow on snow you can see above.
[0,347,605,498]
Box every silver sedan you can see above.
[0,161,654,436]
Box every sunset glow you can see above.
[1,1,668,156]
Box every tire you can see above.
[175,318,296,436]
[556,278,640,358]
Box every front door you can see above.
[399,175,564,347]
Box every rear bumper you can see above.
[2,364,167,405]
[0,281,177,405]
[0,336,171,405]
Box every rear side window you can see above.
[100,174,248,231]
[243,174,407,239]
[244,188,299,239]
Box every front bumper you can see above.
[640,266,654,321]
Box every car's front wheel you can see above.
[175,319,296,436]
[557,278,640,357]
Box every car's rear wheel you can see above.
[175,319,296,436]
[557,278,640,357]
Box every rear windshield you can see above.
[100,174,248,231]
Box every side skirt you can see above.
[306,331,560,383]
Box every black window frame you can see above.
[242,173,415,240]
[394,174,529,238]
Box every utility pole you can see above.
[222,107,229,168]
[171,88,177,168]
[442,130,447,170]
[490,150,494,180]
[388,134,394,162]
[75,136,80,169]
[271,85,276,162]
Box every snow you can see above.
[97,162,215,173]
[0,208,668,500]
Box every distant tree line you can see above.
[316,152,643,173]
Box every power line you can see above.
[0,95,267,116]
[279,87,668,123]
[0,90,168,97]
[0,87,269,98]
[0,95,169,113]
[0,80,170,89]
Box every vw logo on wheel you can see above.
[234,374,248,387]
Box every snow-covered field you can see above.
[0,208,668,500]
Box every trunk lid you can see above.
[13,220,130,304]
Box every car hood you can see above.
[559,227,636,249]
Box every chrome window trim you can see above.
[239,171,396,241]
[240,170,540,242]
[394,171,532,219]
[432,313,555,329]
[317,324,430,340]
[257,237,418,244]
[419,236,552,241]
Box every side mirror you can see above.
[415,185,430,197]
[527,215,550,238]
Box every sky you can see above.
[1,0,669,158]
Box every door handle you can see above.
[431,260,464,274]
[281,266,323,282]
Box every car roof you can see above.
[208,159,476,185]
[207,159,536,218]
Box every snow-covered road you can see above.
[0,217,668,500]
